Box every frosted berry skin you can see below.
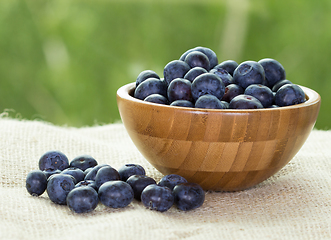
[134,78,167,100]
[141,184,174,212]
[136,70,160,87]
[163,60,191,85]
[66,187,98,213]
[272,79,292,92]
[191,73,225,101]
[38,150,69,171]
[244,84,274,108]
[75,180,98,191]
[274,84,306,107]
[170,100,195,108]
[98,181,134,208]
[62,167,85,183]
[144,94,169,105]
[195,94,227,109]
[158,174,188,190]
[26,170,47,196]
[184,51,210,71]
[69,155,98,171]
[209,68,233,87]
[221,84,244,103]
[214,60,239,76]
[258,58,286,88]
[184,67,207,83]
[167,78,193,103]
[173,183,205,211]
[229,94,264,109]
[233,61,265,89]
[180,46,219,69]
[84,164,110,181]
[94,166,121,189]
[126,175,156,201]
[118,164,146,182]
[47,174,75,205]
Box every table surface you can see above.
[0,117,330,240]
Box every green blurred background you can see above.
[0,0,330,129]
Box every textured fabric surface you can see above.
[0,117,330,240]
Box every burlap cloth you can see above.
[0,116,330,240]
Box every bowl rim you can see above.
[117,82,321,113]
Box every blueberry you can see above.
[94,166,121,189]
[66,187,99,213]
[214,60,238,76]
[43,169,62,179]
[258,58,286,88]
[47,174,75,205]
[180,47,218,69]
[209,68,233,86]
[38,150,69,171]
[75,180,98,191]
[191,73,225,101]
[126,175,156,201]
[229,94,264,109]
[69,155,98,171]
[158,174,188,190]
[274,84,306,107]
[173,183,205,211]
[167,78,193,103]
[118,164,146,182]
[184,51,210,71]
[170,100,195,108]
[184,67,208,83]
[195,94,227,109]
[84,164,110,181]
[134,78,167,100]
[144,94,169,105]
[26,170,48,196]
[141,184,174,212]
[61,167,85,183]
[233,61,265,89]
[98,181,134,208]
[272,79,292,92]
[136,70,160,87]
[163,60,191,86]
[244,84,274,108]
[221,84,244,103]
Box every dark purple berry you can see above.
[26,170,47,196]
[141,184,174,212]
[173,183,205,211]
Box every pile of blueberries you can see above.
[25,150,205,214]
[134,46,306,109]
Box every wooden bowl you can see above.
[116,82,321,191]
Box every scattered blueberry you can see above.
[47,174,75,205]
[98,180,134,208]
[244,84,274,108]
[229,94,264,109]
[167,78,193,103]
[75,180,98,191]
[126,175,156,201]
[141,184,174,212]
[66,187,99,213]
[233,61,265,89]
[61,167,85,183]
[163,60,191,86]
[184,51,210,71]
[69,155,98,171]
[38,150,69,171]
[118,164,146,182]
[173,183,205,211]
[43,168,61,179]
[26,170,48,196]
[158,174,188,190]
[94,165,121,189]
[84,164,110,181]
[191,73,225,101]
[275,84,306,107]
[136,70,160,87]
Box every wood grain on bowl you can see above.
[117,83,321,191]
